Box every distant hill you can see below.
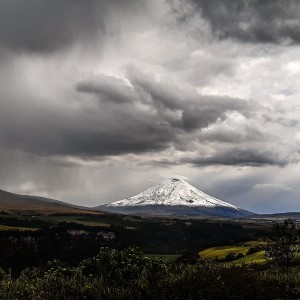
[252,212,300,220]
[96,178,255,218]
[2,182,298,219]
[0,188,98,215]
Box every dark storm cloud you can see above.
[185,0,300,44]
[0,70,260,162]
[185,148,289,167]
[126,67,253,131]
[73,70,292,168]
[0,92,174,157]
[0,0,142,54]
[199,125,265,143]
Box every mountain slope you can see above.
[97,178,254,217]
[0,188,96,215]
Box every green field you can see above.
[0,214,114,228]
[230,251,266,265]
[199,242,267,265]
[199,245,249,260]
[40,216,111,227]
[0,225,38,231]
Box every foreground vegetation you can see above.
[0,213,269,273]
[0,213,299,299]
[0,247,300,300]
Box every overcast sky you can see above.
[0,0,300,213]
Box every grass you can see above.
[229,251,266,265]
[198,240,268,265]
[199,245,249,260]
[0,213,158,230]
[0,202,98,216]
[39,216,110,227]
[0,215,111,228]
[243,240,267,246]
[35,214,140,227]
[0,225,38,231]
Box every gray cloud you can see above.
[184,0,300,44]
[0,0,299,213]
[263,114,298,127]
[0,93,174,157]
[199,125,265,143]
[0,68,262,163]
[76,74,137,104]
[0,0,143,54]
[185,148,289,167]
[127,67,253,131]
[71,70,260,157]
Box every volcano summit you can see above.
[97,178,254,218]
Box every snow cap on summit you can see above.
[108,177,240,210]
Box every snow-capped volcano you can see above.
[97,178,253,217]
[108,178,238,209]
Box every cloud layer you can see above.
[0,0,299,212]
[187,0,300,44]
[0,0,145,54]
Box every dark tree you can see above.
[266,219,300,267]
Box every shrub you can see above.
[266,219,300,267]
[236,252,245,259]
[80,247,148,285]
[247,245,261,255]
[1,247,300,299]
[0,268,6,280]
[224,252,237,261]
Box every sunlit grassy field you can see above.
[199,241,267,265]
[199,245,249,259]
[0,225,38,231]
[230,251,266,265]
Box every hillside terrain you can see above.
[0,189,98,215]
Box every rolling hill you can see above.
[0,188,97,215]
